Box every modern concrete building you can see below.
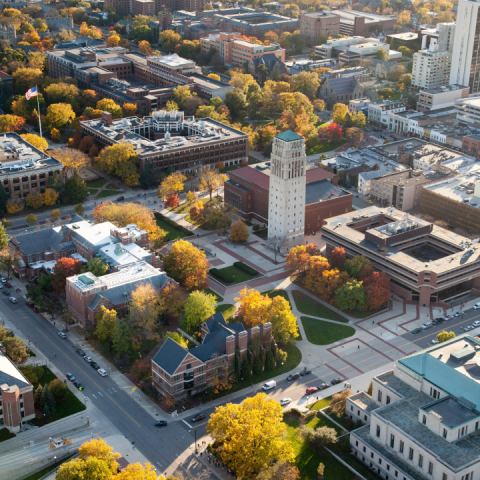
[299,11,340,45]
[0,351,35,433]
[417,85,469,112]
[349,335,480,480]
[81,111,248,176]
[349,97,372,114]
[330,10,396,36]
[419,22,456,53]
[450,0,480,93]
[267,130,306,248]
[322,207,480,305]
[412,48,452,90]
[455,97,480,126]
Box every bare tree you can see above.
[266,236,286,264]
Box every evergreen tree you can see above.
[234,350,240,378]
[240,357,252,381]
[42,385,56,412]
[265,349,275,372]
[0,184,8,213]
[43,404,50,418]
[253,356,263,376]
[34,384,44,408]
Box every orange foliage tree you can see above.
[164,193,180,208]
[189,200,204,224]
[230,219,249,243]
[361,270,391,310]
[329,247,346,270]
[51,257,82,294]
[303,256,330,292]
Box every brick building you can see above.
[66,261,173,328]
[9,217,161,279]
[152,313,274,401]
[104,0,203,15]
[462,134,480,155]
[81,111,248,176]
[225,162,352,234]
[300,12,340,45]
[0,351,35,433]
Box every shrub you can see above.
[209,268,235,284]
[253,224,260,231]
[233,261,259,276]
[48,378,68,401]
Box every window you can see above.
[476,422,479,430]
[351,405,354,411]
[443,474,447,480]
[443,428,447,439]
[399,441,404,453]
[376,425,381,437]
[418,455,423,467]
[363,446,366,453]
[356,441,358,447]
[379,459,382,465]
[395,471,398,477]
[378,390,382,402]
[423,415,427,425]
[390,434,395,448]
[429,462,433,474]
[386,395,391,404]
[408,448,414,460]
[371,452,374,459]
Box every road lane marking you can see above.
[410,313,480,343]
[182,419,193,429]
[111,387,116,392]
[108,396,142,428]
[157,462,163,467]
[92,394,97,399]
[98,392,103,397]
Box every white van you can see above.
[98,368,108,377]
[262,380,276,391]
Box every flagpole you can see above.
[35,85,42,138]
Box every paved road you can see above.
[402,307,480,349]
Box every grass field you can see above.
[86,188,98,196]
[205,288,223,303]
[306,140,347,156]
[308,395,332,411]
[210,264,260,285]
[260,289,290,304]
[301,317,355,345]
[96,189,123,199]
[216,303,236,320]
[155,216,188,242]
[292,291,348,323]
[86,178,107,189]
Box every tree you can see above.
[64,174,88,204]
[313,99,326,112]
[387,64,408,82]
[0,114,25,133]
[122,103,137,117]
[225,89,246,121]
[330,388,352,414]
[165,100,179,111]
[199,169,227,200]
[397,10,411,24]
[95,306,117,342]
[335,280,366,311]
[402,74,412,86]
[96,98,123,119]
[164,193,180,208]
[0,185,8,213]
[50,209,61,221]
[286,245,313,273]
[331,103,349,125]
[83,257,108,277]
[304,256,330,292]
[268,295,299,345]
[74,203,84,215]
[46,103,76,130]
[43,188,59,206]
[116,462,157,480]
[95,143,138,185]
[12,67,42,94]
[42,384,56,412]
[160,284,187,316]
[324,123,343,141]
[26,213,37,226]
[289,71,320,100]
[265,349,275,371]
[44,83,81,109]
[51,128,61,142]
[189,200,204,224]
[51,147,91,176]
[173,85,193,108]
[318,463,325,479]
[51,257,82,294]
[49,378,68,401]
[436,331,456,343]
[361,270,391,310]
[3,336,28,363]
[158,172,187,198]
[229,72,257,93]
[160,30,181,52]
[230,219,249,242]
[6,199,24,214]
[208,73,221,81]
[163,239,210,290]
[346,127,364,144]
[235,288,272,328]
[138,40,152,55]
[207,393,295,479]
[186,190,197,203]
[56,457,113,480]
[25,191,43,210]
[344,255,371,279]
[330,247,346,270]
[78,438,120,474]
[367,381,373,396]
[398,46,412,58]
[300,425,337,449]
[106,33,120,47]
[376,48,390,61]
[164,331,188,349]
[21,133,48,152]
[183,290,217,331]
[204,203,236,232]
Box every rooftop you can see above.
[420,84,469,95]
[424,172,480,207]
[0,350,30,392]
[305,180,348,205]
[276,130,303,142]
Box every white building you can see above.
[455,97,480,125]
[450,0,480,93]
[417,85,470,112]
[268,130,306,248]
[349,98,372,113]
[368,101,406,127]
[348,334,480,480]
[412,48,452,89]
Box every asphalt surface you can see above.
[402,306,480,349]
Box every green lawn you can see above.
[155,216,188,242]
[86,178,107,188]
[0,427,15,442]
[301,317,355,345]
[216,303,236,320]
[260,289,290,304]
[170,196,222,214]
[306,411,343,436]
[96,189,124,199]
[20,366,86,425]
[86,188,98,195]
[308,395,332,411]
[209,265,260,285]
[306,140,347,156]
[292,291,348,323]
[205,288,223,303]
[105,183,117,189]
[348,305,388,319]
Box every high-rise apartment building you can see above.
[450,0,480,93]
[268,130,306,248]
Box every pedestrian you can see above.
[54,353,56,357]
[372,320,374,324]
[53,322,55,326]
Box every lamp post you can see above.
[195,429,197,454]
[281,362,284,374]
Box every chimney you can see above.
[102,111,113,126]
[226,335,235,357]
[238,331,248,354]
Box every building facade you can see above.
[368,101,406,127]
[300,11,340,45]
[268,130,306,248]
[417,85,469,112]
[412,48,452,90]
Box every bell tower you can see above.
[268,130,306,248]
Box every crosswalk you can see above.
[86,387,117,402]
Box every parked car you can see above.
[154,421,167,427]
[300,368,312,376]
[473,321,480,327]
[8,297,17,303]
[76,349,85,356]
[191,414,205,423]
[318,383,329,390]
[32,306,39,313]
[455,312,464,317]
[280,398,291,406]
[474,304,480,310]
[431,339,439,344]
[444,315,454,321]
[1,278,6,283]
[26,301,34,308]
[421,322,432,330]
[5,282,12,288]
[331,378,342,385]
[84,356,92,363]
[2,289,9,296]
[306,387,318,395]
[464,325,474,331]
[411,328,423,334]
[287,373,300,381]
[66,373,75,382]
[117,196,125,201]
[432,318,443,325]
[73,381,84,390]
[58,332,66,339]
[98,368,108,377]
[262,380,276,391]
[90,362,100,369]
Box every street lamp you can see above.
[281,362,284,374]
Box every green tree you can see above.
[64,174,88,204]
[300,425,337,449]
[335,280,366,311]
[376,48,390,61]
[344,255,371,279]
[183,290,217,331]
[253,356,263,375]
[240,357,252,381]
[82,257,108,277]
[265,349,275,371]
[225,89,246,121]
[41,384,56,412]
[0,184,8,213]
[165,331,189,348]
[95,306,117,342]
[112,318,131,357]
[49,378,68,401]
[26,214,37,226]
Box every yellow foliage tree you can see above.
[50,147,91,175]
[186,190,197,203]
[25,190,44,209]
[122,103,137,117]
[207,393,295,478]
[6,199,24,214]
[208,73,221,81]
[95,143,138,183]
[46,103,75,130]
[115,462,157,480]
[21,133,48,152]
[138,40,151,55]
[436,331,455,343]
[199,169,227,200]
[268,295,299,344]
[129,283,163,344]
[230,219,249,243]
[95,306,117,342]
[157,172,187,198]
[331,103,349,125]
[106,33,120,47]
[96,98,123,119]
[78,438,120,474]
[43,188,59,206]
[235,288,272,328]
[51,128,61,142]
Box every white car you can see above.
[455,312,464,317]
[431,339,439,344]
[8,297,16,303]
[473,321,480,327]
[98,368,108,377]
[84,356,92,363]
[1,279,6,283]
[421,322,432,330]
[474,304,480,310]
[58,332,66,339]
[280,398,291,406]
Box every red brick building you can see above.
[152,313,273,401]
[0,351,35,433]
[462,134,480,156]
[225,163,352,234]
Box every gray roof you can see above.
[152,337,189,375]
[324,77,358,95]
[0,351,30,391]
[252,54,286,73]
[305,180,348,205]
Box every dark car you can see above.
[300,368,312,376]
[66,373,75,382]
[117,196,125,201]
[154,421,168,427]
[73,381,84,390]
[432,318,444,326]
[411,328,422,334]
[318,383,329,390]
[191,414,206,423]
[331,378,342,385]
[287,373,300,381]
[2,289,9,296]
[32,306,39,313]
[90,362,100,370]
[5,282,12,288]
[76,349,85,356]
[26,301,34,308]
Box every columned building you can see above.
[267,130,306,248]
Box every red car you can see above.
[26,301,34,308]
[306,387,318,395]
[5,282,12,288]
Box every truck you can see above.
[262,380,276,391]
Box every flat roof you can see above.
[421,84,468,95]
[424,171,480,206]
[305,180,348,205]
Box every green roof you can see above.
[78,275,94,285]
[276,130,303,142]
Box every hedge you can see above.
[234,262,259,276]
[209,268,235,284]
[153,212,194,236]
